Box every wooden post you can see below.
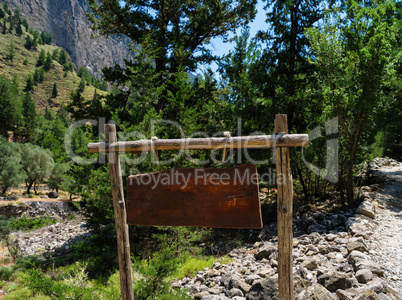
[105,124,134,300]
[274,114,294,300]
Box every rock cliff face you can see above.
[7,0,133,76]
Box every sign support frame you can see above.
[93,114,307,300]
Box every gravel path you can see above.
[368,164,402,295]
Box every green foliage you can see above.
[78,78,86,91]
[43,52,52,70]
[58,48,68,65]
[24,34,33,49]
[66,91,90,120]
[21,92,37,138]
[21,17,28,31]
[20,143,54,194]
[15,22,22,36]
[5,38,15,61]
[41,32,52,45]
[52,82,58,98]
[306,0,397,205]
[47,163,68,192]
[89,0,257,113]
[133,235,190,300]
[0,137,25,193]
[37,49,45,66]
[0,75,20,135]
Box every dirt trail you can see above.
[368,164,402,295]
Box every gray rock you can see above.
[48,191,59,198]
[246,277,278,300]
[254,243,276,260]
[229,288,244,297]
[355,290,380,300]
[318,272,353,292]
[298,283,337,300]
[336,289,354,300]
[194,291,210,299]
[347,241,368,253]
[245,274,261,285]
[299,258,318,270]
[355,269,373,283]
[356,201,375,219]
[377,293,392,300]
[307,224,328,234]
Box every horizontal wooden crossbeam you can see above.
[88,134,309,153]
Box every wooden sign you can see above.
[126,164,262,229]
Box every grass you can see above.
[0,24,107,113]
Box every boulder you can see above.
[246,277,278,300]
[356,201,375,219]
[48,191,59,198]
[297,283,337,300]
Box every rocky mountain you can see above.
[6,0,134,77]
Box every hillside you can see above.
[4,0,134,78]
[0,15,107,113]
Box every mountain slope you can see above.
[4,0,133,77]
[0,19,106,112]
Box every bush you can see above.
[0,266,14,280]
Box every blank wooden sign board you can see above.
[88,115,309,300]
[126,164,262,229]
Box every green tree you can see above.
[37,49,46,66]
[32,29,40,46]
[6,39,15,62]
[306,0,396,205]
[41,32,53,44]
[25,74,34,91]
[0,76,19,136]
[15,21,22,36]
[3,1,9,15]
[24,35,33,50]
[78,78,86,91]
[52,82,58,98]
[21,17,28,31]
[0,8,4,19]
[0,137,25,194]
[21,92,37,138]
[44,52,52,70]
[14,7,20,20]
[88,0,257,114]
[48,163,68,193]
[58,48,68,65]
[2,18,6,34]
[8,16,13,32]
[20,143,54,194]
[33,68,40,85]
[65,91,90,120]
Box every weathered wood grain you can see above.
[126,164,262,229]
[275,115,294,300]
[88,134,309,153]
[105,125,134,300]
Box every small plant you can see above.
[23,58,29,65]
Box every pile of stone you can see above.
[10,220,93,257]
[172,183,398,299]
[0,201,74,220]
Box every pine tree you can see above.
[21,18,28,31]
[59,48,68,65]
[44,52,52,70]
[39,68,45,83]
[14,7,20,21]
[8,16,13,32]
[78,78,86,91]
[24,35,33,50]
[25,74,34,91]
[52,83,58,98]
[3,2,9,15]
[33,68,40,85]
[37,49,45,66]
[2,18,6,34]
[6,39,15,61]
[16,21,22,36]
[0,8,5,20]
[22,92,36,134]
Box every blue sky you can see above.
[200,1,268,75]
